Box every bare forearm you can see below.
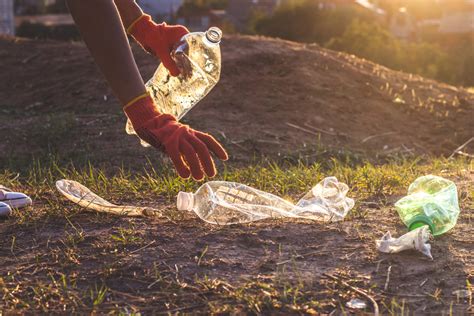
[67,0,145,105]
[114,0,143,29]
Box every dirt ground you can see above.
[1,173,473,314]
[1,34,473,313]
[1,35,473,169]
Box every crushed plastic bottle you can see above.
[176,177,355,225]
[56,180,161,217]
[126,27,222,147]
[395,175,460,236]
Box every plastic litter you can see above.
[126,27,222,147]
[176,177,354,225]
[376,225,433,259]
[56,180,161,217]
[346,298,367,310]
[395,175,460,236]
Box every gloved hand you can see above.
[124,93,228,180]
[127,14,189,76]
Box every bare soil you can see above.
[0,175,472,314]
[0,35,473,314]
[1,35,473,168]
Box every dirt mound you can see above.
[1,35,473,168]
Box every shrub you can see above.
[249,1,472,86]
[326,20,460,85]
[254,1,372,44]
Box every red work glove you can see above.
[124,94,228,180]
[127,14,189,76]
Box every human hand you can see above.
[124,94,228,180]
[128,14,189,76]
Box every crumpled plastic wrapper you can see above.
[376,226,433,259]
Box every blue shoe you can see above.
[0,202,12,216]
[0,188,32,209]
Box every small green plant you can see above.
[110,226,142,245]
[89,284,108,307]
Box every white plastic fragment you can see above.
[376,226,433,259]
[56,180,161,217]
[346,298,367,309]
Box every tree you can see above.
[253,0,373,44]
[326,20,455,84]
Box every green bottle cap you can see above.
[407,214,435,233]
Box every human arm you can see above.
[66,0,145,105]
[67,0,228,180]
[114,0,189,76]
[113,0,143,29]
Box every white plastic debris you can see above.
[376,225,433,259]
[56,180,161,217]
[346,298,367,309]
[177,177,355,225]
[56,177,354,224]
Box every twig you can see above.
[324,273,379,316]
[158,303,207,314]
[382,291,427,298]
[383,146,401,154]
[286,122,320,136]
[449,137,474,159]
[455,151,474,158]
[16,263,37,274]
[129,240,156,254]
[255,139,281,145]
[384,265,392,291]
[22,52,40,64]
[361,132,396,143]
[419,278,428,287]
[84,118,102,126]
[276,249,328,266]
[108,289,147,302]
[413,142,429,154]
[401,144,415,153]
[229,140,250,152]
[375,259,385,273]
[302,123,339,136]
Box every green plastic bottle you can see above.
[395,175,460,236]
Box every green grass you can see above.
[2,156,471,206]
[0,156,472,313]
[1,156,471,225]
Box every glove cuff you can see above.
[127,14,143,34]
[124,93,161,129]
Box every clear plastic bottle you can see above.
[176,177,354,225]
[126,27,223,147]
[177,181,297,225]
[395,175,460,236]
